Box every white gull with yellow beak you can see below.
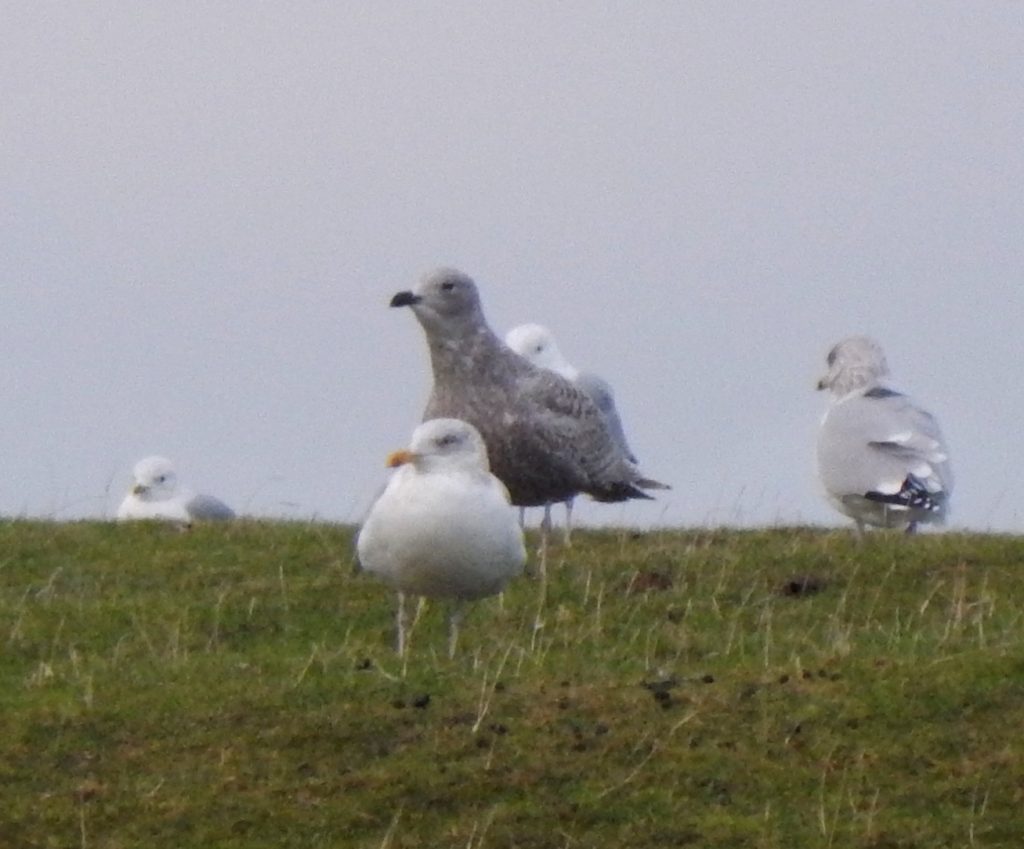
[356,418,526,657]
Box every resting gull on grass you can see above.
[816,336,952,535]
[505,322,641,544]
[355,418,526,658]
[390,268,667,570]
[116,455,235,523]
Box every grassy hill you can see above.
[2,520,1022,848]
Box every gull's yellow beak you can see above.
[132,484,146,495]
[386,449,415,468]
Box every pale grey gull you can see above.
[504,322,644,543]
[816,335,952,536]
[117,455,236,523]
[505,322,636,463]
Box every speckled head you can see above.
[390,268,485,336]
[817,336,890,396]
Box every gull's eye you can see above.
[440,280,455,292]
[156,475,167,483]
[436,433,460,448]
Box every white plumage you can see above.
[356,418,526,656]
[816,336,952,534]
[116,456,235,523]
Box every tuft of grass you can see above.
[2,520,1024,847]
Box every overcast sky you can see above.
[2,3,1022,531]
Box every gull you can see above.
[505,322,640,543]
[116,456,235,523]
[389,268,668,569]
[355,418,526,657]
[816,336,952,535]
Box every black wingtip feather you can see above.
[864,474,945,512]
[589,483,657,503]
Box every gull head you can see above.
[817,335,890,396]
[130,455,179,501]
[390,268,484,335]
[504,323,577,379]
[386,418,491,475]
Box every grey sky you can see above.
[2,4,1022,529]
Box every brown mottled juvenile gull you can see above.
[816,336,952,536]
[389,269,668,552]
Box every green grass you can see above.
[2,520,1024,848]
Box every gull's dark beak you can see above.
[390,291,421,308]
[816,378,827,391]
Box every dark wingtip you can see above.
[390,290,420,308]
[864,386,903,399]
[590,483,658,503]
[864,474,945,512]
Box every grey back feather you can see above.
[185,493,236,521]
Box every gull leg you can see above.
[905,521,919,536]
[395,591,406,656]
[446,602,465,659]
[538,504,551,580]
[518,506,526,529]
[852,519,865,543]
[563,497,574,547]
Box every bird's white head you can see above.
[386,418,491,475]
[504,323,577,379]
[130,455,179,501]
[817,335,891,397]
